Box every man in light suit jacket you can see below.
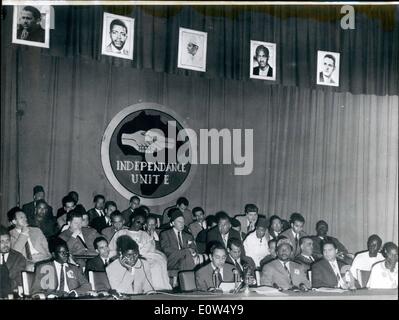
[233,204,260,236]
[159,209,198,271]
[32,238,91,296]
[195,243,235,291]
[0,225,27,291]
[8,207,51,269]
[58,211,101,266]
[280,212,307,258]
[206,212,241,254]
[311,241,348,289]
[260,239,310,291]
[22,185,53,223]
[101,211,128,242]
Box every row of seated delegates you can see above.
[7,207,51,271]
[0,225,27,297]
[108,211,172,290]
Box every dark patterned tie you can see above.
[178,232,184,249]
[216,268,223,287]
[1,253,5,265]
[59,264,66,292]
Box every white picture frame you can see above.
[177,27,207,72]
[250,40,276,81]
[101,12,134,60]
[316,50,340,87]
[12,5,51,48]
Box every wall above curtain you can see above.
[2,5,399,96]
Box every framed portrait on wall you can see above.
[101,13,134,60]
[12,5,51,48]
[317,50,340,87]
[177,27,208,72]
[250,40,276,81]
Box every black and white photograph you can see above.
[177,27,207,72]
[101,12,134,60]
[250,40,276,81]
[0,1,398,307]
[317,50,340,87]
[12,5,50,48]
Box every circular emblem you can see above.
[101,102,196,206]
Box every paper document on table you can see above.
[219,282,237,293]
[253,286,287,295]
[314,287,347,293]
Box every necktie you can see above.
[77,235,88,249]
[25,241,33,261]
[295,234,299,252]
[283,262,293,285]
[104,259,109,267]
[216,268,223,287]
[178,232,184,249]
[1,253,5,264]
[21,29,29,40]
[59,264,66,292]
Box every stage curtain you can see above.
[1,5,398,96]
[1,45,397,252]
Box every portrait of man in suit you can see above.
[195,243,235,291]
[177,27,207,72]
[250,41,276,81]
[317,50,340,87]
[32,238,92,297]
[101,13,134,60]
[260,239,310,291]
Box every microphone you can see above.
[272,283,283,291]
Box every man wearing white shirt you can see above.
[243,217,270,268]
[87,194,106,223]
[311,241,348,289]
[367,242,398,289]
[280,213,307,257]
[90,201,116,233]
[350,234,384,281]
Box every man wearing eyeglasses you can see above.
[32,238,92,297]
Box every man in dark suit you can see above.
[58,211,101,266]
[195,243,235,291]
[56,195,77,230]
[280,212,307,257]
[294,236,317,272]
[311,241,349,289]
[268,215,283,240]
[121,196,140,227]
[252,45,273,77]
[29,199,58,240]
[85,237,111,274]
[206,211,241,254]
[196,215,217,254]
[16,6,45,43]
[90,201,116,233]
[86,194,106,223]
[159,209,198,272]
[22,185,53,223]
[260,239,278,268]
[311,220,352,264]
[161,197,193,226]
[260,238,310,291]
[0,225,27,292]
[226,238,256,284]
[32,238,92,297]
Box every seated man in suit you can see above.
[188,207,207,239]
[206,211,241,253]
[294,236,317,272]
[234,204,259,236]
[106,235,154,294]
[243,217,270,268]
[260,238,310,291]
[0,225,27,293]
[121,196,140,227]
[311,220,352,264]
[30,199,58,241]
[145,214,162,251]
[230,218,246,242]
[32,238,92,297]
[311,240,349,289]
[195,243,235,291]
[102,211,128,242]
[280,213,307,258]
[350,234,384,282]
[160,209,202,272]
[22,185,53,224]
[87,194,106,223]
[226,238,256,284]
[260,239,277,268]
[85,237,112,273]
[90,201,116,233]
[367,242,398,289]
[162,197,192,226]
[196,215,217,254]
[8,207,51,271]
[56,195,77,230]
[67,191,86,215]
[268,215,283,240]
[58,210,101,266]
